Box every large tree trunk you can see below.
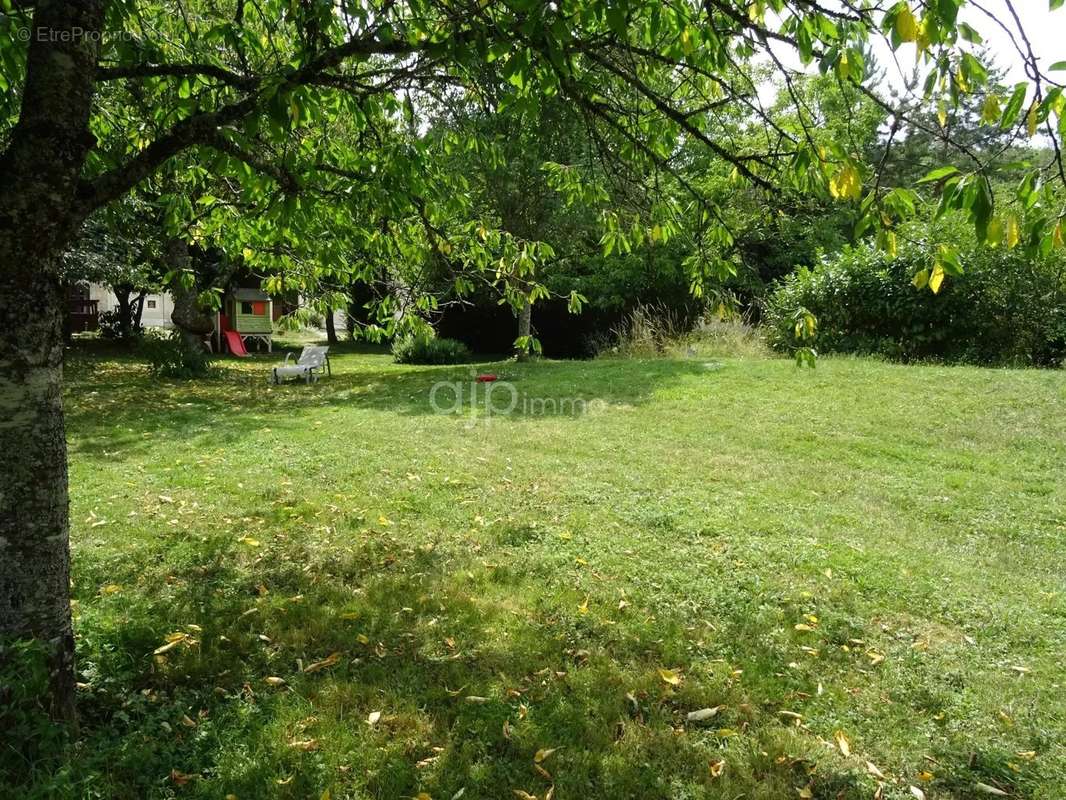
[324,306,338,345]
[166,239,214,355]
[0,0,107,721]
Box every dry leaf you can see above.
[512,791,537,800]
[304,652,342,674]
[909,787,926,800]
[169,769,199,786]
[834,730,851,757]
[577,597,589,615]
[367,711,382,725]
[264,676,287,687]
[709,760,725,778]
[686,707,722,723]
[917,770,934,782]
[657,668,681,686]
[534,747,558,763]
[866,761,886,780]
[974,784,1009,797]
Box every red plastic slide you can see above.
[222,328,249,357]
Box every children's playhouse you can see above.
[217,288,273,354]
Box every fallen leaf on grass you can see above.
[367,711,381,725]
[686,707,722,723]
[153,632,190,655]
[264,676,287,687]
[866,761,886,780]
[534,748,558,763]
[170,769,200,785]
[289,739,320,751]
[975,784,1009,796]
[834,730,851,757]
[658,668,681,686]
[304,652,342,673]
[709,760,725,778]
[909,786,926,800]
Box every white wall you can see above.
[88,283,174,328]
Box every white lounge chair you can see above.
[271,345,331,384]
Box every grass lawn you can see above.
[12,342,1065,799]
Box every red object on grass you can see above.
[222,329,249,357]
[476,374,498,382]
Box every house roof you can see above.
[232,288,270,301]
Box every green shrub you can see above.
[392,333,472,364]
[764,220,1066,366]
[140,329,214,378]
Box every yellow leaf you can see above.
[577,596,589,615]
[658,668,682,686]
[928,263,945,294]
[918,770,935,781]
[1006,216,1021,248]
[835,730,851,758]
[321,791,331,800]
[798,787,814,799]
[829,164,862,201]
[304,652,342,674]
[101,584,122,595]
[512,791,537,800]
[937,102,948,128]
[415,794,433,800]
[866,761,886,779]
[912,268,929,289]
[895,6,918,42]
[794,623,816,632]
[1026,102,1039,138]
[357,633,370,645]
[534,747,558,763]
[367,711,381,725]
[239,536,260,547]
[709,760,725,778]
[153,633,188,655]
[264,676,286,687]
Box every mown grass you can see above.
[5,340,1064,799]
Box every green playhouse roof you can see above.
[231,288,270,302]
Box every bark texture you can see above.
[165,239,214,354]
[0,0,106,720]
[515,297,532,361]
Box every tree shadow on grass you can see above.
[39,519,878,800]
[64,350,722,464]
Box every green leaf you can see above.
[917,166,960,184]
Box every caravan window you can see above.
[241,301,253,314]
